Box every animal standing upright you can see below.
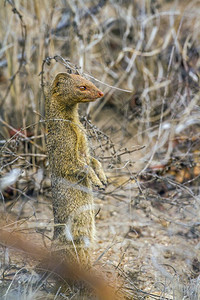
[45,72,107,266]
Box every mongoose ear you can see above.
[54,72,72,82]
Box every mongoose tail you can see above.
[46,72,107,266]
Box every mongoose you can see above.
[45,72,107,266]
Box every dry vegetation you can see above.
[0,0,200,299]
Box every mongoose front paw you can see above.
[92,177,105,190]
[99,173,107,187]
[102,180,107,187]
[98,185,106,191]
[91,171,107,190]
[87,166,104,189]
[91,157,107,187]
[95,166,107,186]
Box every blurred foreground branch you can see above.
[0,228,124,300]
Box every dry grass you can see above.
[0,0,200,299]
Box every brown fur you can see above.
[45,72,107,266]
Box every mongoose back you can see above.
[45,72,107,266]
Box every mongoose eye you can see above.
[79,86,87,91]
[55,82,60,87]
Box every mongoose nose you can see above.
[98,91,104,97]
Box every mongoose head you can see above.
[51,72,104,105]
